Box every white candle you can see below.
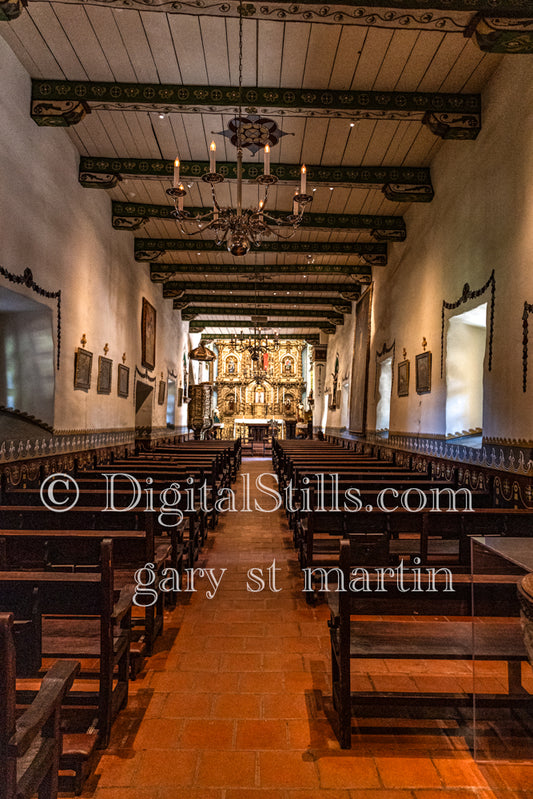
[264,144,270,176]
[209,141,216,173]
[259,200,264,222]
[178,184,184,211]
[300,164,306,194]
[173,157,180,188]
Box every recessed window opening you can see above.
[446,302,487,445]
[376,356,393,434]
[166,379,176,427]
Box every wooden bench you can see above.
[0,539,132,749]
[328,536,532,749]
[0,612,79,799]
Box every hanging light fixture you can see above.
[166,0,312,257]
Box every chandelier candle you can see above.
[210,141,216,172]
[264,144,270,176]
[173,157,180,188]
[301,165,307,194]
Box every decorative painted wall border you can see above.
[135,366,156,382]
[0,429,135,464]
[440,269,495,378]
[0,265,61,369]
[523,301,533,392]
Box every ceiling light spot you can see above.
[329,187,334,191]
[159,113,165,119]
[350,122,355,128]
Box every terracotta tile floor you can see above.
[79,458,533,799]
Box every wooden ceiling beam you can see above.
[160,280,358,298]
[81,157,433,203]
[33,80,480,139]
[150,264,372,279]
[137,238,387,264]
[190,319,337,333]
[113,201,406,240]
[170,292,351,312]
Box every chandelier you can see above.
[166,1,312,257]
[231,325,280,362]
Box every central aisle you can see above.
[89,457,521,799]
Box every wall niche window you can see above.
[445,302,487,443]
[0,286,55,428]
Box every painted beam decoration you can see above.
[135,238,387,264]
[112,201,406,240]
[469,16,533,53]
[81,157,433,201]
[168,292,352,312]
[32,80,481,138]
[176,305,345,323]
[0,0,22,20]
[150,263,372,278]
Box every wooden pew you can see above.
[328,536,532,749]
[0,540,132,749]
[0,612,79,799]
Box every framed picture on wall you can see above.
[416,352,432,394]
[158,379,166,405]
[117,364,130,398]
[141,298,156,370]
[97,356,113,394]
[398,360,410,397]
[74,348,93,391]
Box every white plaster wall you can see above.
[0,37,189,434]
[362,56,533,443]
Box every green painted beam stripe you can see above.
[33,79,481,114]
[112,201,405,231]
[149,263,372,275]
[135,238,386,255]
[83,156,430,186]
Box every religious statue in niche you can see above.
[284,357,293,374]
[284,393,294,413]
[226,394,236,414]
[254,386,266,404]
[330,353,339,410]
[226,356,237,375]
